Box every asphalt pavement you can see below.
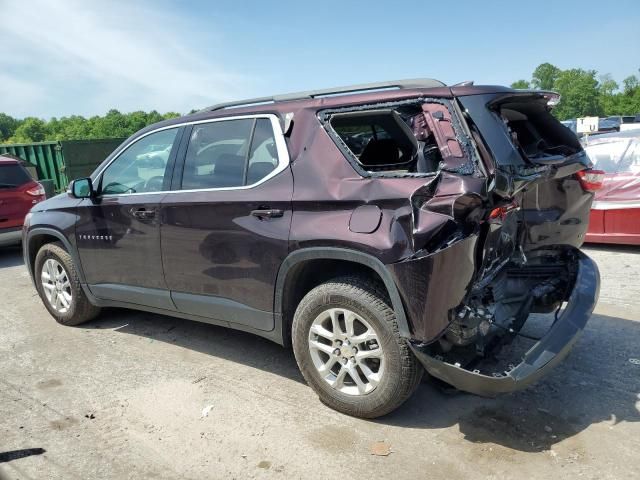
[1,244,639,479]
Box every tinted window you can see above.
[181,118,279,190]
[247,119,278,184]
[0,164,31,187]
[101,128,178,195]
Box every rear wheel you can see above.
[35,242,100,326]
[292,276,423,418]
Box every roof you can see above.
[0,154,21,165]
[199,78,447,112]
[127,81,518,141]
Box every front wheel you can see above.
[34,242,101,326]
[292,276,423,418]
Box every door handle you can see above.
[251,207,284,219]
[131,208,156,220]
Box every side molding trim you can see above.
[90,283,175,311]
[171,291,273,331]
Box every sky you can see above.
[1,0,639,119]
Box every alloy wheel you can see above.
[308,308,385,396]
[41,258,72,314]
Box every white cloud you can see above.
[0,73,47,115]
[0,0,247,117]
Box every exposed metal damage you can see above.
[311,88,601,395]
[410,247,599,396]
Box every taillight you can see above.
[576,169,605,192]
[25,183,46,197]
[488,201,519,221]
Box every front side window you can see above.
[181,118,279,190]
[100,128,179,195]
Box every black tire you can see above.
[292,275,423,418]
[34,242,101,326]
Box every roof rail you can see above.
[201,78,446,112]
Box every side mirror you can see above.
[70,178,94,199]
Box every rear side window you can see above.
[0,164,31,187]
[180,118,279,190]
[324,104,472,175]
[330,110,419,172]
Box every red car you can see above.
[583,130,640,245]
[0,155,46,246]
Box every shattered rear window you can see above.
[496,98,582,162]
[331,122,391,157]
[328,107,443,175]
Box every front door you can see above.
[76,127,182,309]
[160,115,293,330]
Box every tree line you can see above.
[1,63,639,144]
[511,63,640,120]
[0,109,181,144]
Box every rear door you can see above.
[160,115,293,331]
[76,127,182,309]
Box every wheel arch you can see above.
[274,247,411,346]
[25,228,88,289]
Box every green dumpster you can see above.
[60,139,126,181]
[0,138,125,193]
[0,142,65,191]
[39,179,56,199]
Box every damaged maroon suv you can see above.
[23,79,600,418]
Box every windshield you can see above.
[0,164,31,187]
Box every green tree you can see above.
[598,74,618,96]
[532,63,561,90]
[512,66,640,118]
[510,79,530,89]
[598,74,620,116]
[8,117,48,143]
[144,110,165,126]
[0,110,185,144]
[623,75,639,95]
[47,115,92,140]
[552,69,602,120]
[126,111,153,133]
[622,88,640,115]
[90,109,130,138]
[0,113,19,141]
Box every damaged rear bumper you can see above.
[409,250,600,397]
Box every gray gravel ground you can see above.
[1,244,639,479]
